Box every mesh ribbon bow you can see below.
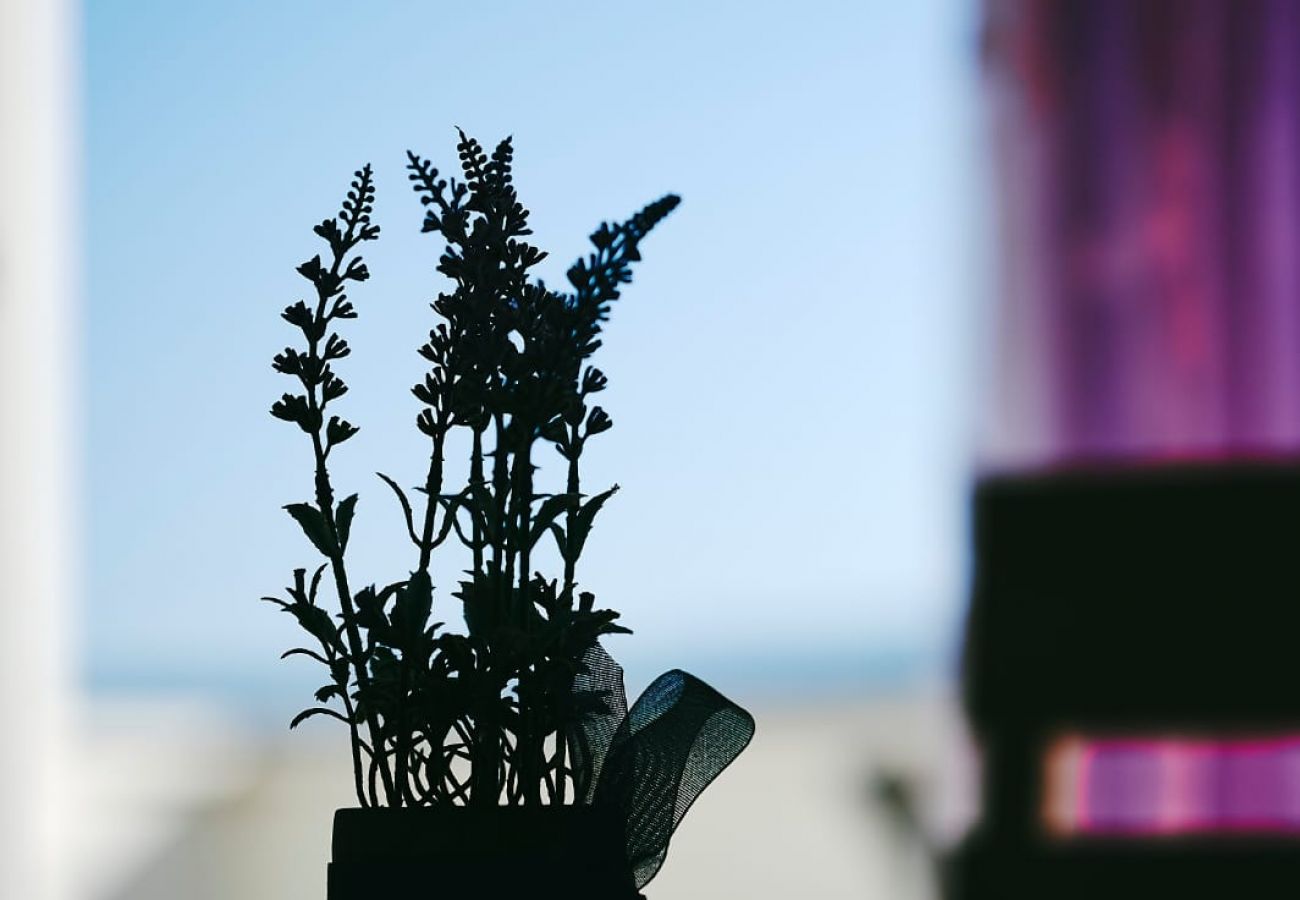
[568,644,756,890]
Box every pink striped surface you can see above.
[1044,733,1300,837]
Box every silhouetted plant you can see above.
[266,135,680,809]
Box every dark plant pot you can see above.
[327,805,641,900]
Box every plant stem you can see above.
[397,431,446,807]
[470,427,485,574]
[308,236,397,806]
[554,730,568,804]
[312,429,397,805]
[416,432,446,573]
[563,427,582,600]
[514,436,546,806]
[491,412,509,580]
[326,641,369,806]
[551,424,583,805]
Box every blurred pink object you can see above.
[1045,732,1300,837]
[982,0,1300,467]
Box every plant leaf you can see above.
[566,485,619,562]
[528,493,578,550]
[391,570,433,650]
[353,584,388,632]
[336,494,358,553]
[289,706,350,730]
[286,601,344,655]
[281,647,330,665]
[284,503,338,557]
[377,473,421,548]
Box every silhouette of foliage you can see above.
[267,137,680,809]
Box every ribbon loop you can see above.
[569,644,756,889]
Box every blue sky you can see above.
[85,0,983,706]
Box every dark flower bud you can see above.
[585,406,613,436]
[296,254,323,283]
[326,416,359,447]
[281,300,314,329]
[416,408,438,437]
[272,347,302,375]
[322,334,351,361]
[581,366,608,395]
[563,398,586,428]
[589,223,614,250]
[270,393,319,434]
[343,257,370,283]
[540,416,569,446]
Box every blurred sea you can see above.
[85,639,952,729]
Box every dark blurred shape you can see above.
[959,1,1300,895]
[954,463,1300,898]
[871,769,927,846]
[966,463,1300,729]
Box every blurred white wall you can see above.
[0,0,78,896]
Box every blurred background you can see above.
[12,0,978,897]
[12,0,1300,898]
